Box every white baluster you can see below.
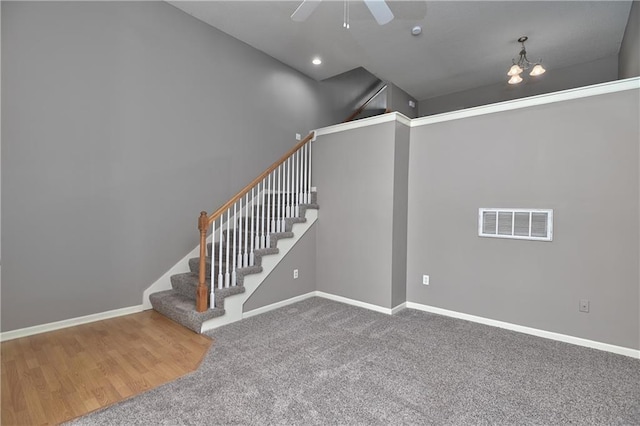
[218,215,223,290]
[250,187,256,266]
[292,151,296,217]
[232,202,237,286]
[244,193,250,266]
[260,180,266,249]
[266,174,272,248]
[271,171,277,237]
[210,218,216,308]
[283,159,288,219]
[225,209,230,288]
[237,198,243,268]
[278,164,284,232]
[287,156,292,217]
[243,193,249,267]
[280,164,286,231]
[295,150,300,217]
[308,140,312,204]
[273,167,280,232]
[285,157,290,218]
[302,144,308,204]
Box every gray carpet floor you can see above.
[68,297,640,425]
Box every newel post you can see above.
[196,211,209,312]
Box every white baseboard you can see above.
[243,291,406,320]
[0,304,146,342]
[406,302,640,359]
[314,291,398,315]
[391,302,407,315]
[243,292,317,319]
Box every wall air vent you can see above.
[479,208,553,241]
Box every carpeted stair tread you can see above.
[236,216,308,232]
[217,231,293,248]
[268,231,294,246]
[149,290,225,333]
[207,242,279,257]
[250,202,318,216]
[253,247,279,257]
[188,256,240,277]
[222,223,301,239]
[190,245,279,276]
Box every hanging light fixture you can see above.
[507,36,546,85]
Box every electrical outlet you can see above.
[295,133,301,141]
[293,269,299,279]
[422,275,429,285]
[409,100,416,108]
[579,299,590,313]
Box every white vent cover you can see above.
[479,208,553,241]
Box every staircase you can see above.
[147,91,387,333]
[149,198,318,333]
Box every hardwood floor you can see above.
[1,310,212,425]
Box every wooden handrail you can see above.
[343,83,388,123]
[206,131,315,225]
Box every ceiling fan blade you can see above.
[363,0,394,25]
[291,0,322,22]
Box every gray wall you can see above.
[391,123,409,307]
[244,223,317,312]
[419,56,618,116]
[314,120,408,309]
[321,67,383,123]
[387,83,418,119]
[619,0,640,79]
[0,0,2,269]
[1,1,335,332]
[407,89,640,349]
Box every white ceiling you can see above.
[169,1,633,100]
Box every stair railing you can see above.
[343,83,388,123]
[196,132,314,312]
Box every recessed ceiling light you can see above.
[411,26,422,36]
[312,57,322,65]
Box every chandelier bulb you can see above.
[530,63,546,76]
[508,74,523,85]
[507,64,523,76]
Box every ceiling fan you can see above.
[291,0,394,26]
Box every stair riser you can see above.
[172,278,202,302]
[223,229,287,240]
[234,221,293,234]
[237,216,309,229]
[212,233,293,253]
[207,242,245,258]
[222,219,304,238]
[171,273,238,301]
[188,257,258,276]
[149,290,225,333]
[247,200,316,216]
[171,268,257,308]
